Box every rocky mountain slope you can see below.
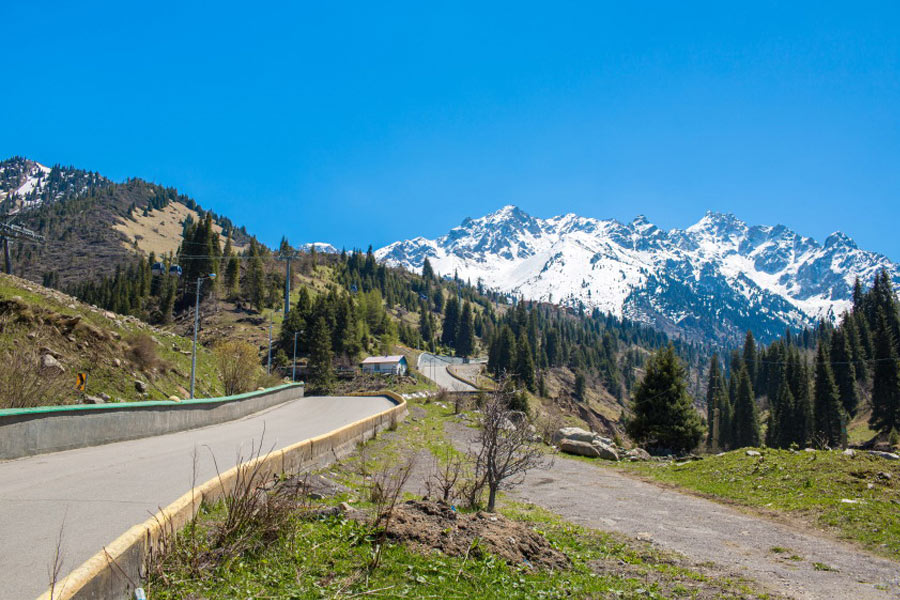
[377,206,899,343]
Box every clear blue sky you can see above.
[2,1,899,259]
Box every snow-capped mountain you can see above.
[0,157,107,214]
[376,206,899,343]
[300,242,340,254]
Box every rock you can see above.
[26,331,36,340]
[104,311,117,320]
[559,439,602,458]
[746,450,761,457]
[113,358,121,367]
[553,427,595,445]
[134,380,148,393]
[338,501,353,512]
[878,471,892,480]
[867,451,900,461]
[168,395,181,402]
[83,395,105,404]
[499,417,517,431]
[98,392,111,402]
[626,448,652,461]
[842,449,856,457]
[40,354,65,374]
[591,440,619,461]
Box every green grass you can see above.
[146,399,773,599]
[620,449,900,560]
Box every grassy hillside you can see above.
[0,274,222,408]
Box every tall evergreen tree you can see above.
[813,341,845,447]
[441,294,460,347]
[705,354,727,448]
[732,366,761,448]
[870,308,900,436]
[829,326,859,417]
[421,257,435,281]
[307,316,334,394]
[742,330,759,394]
[515,332,536,391]
[626,345,705,454]
[456,302,475,357]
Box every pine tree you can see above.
[574,371,586,401]
[813,341,845,447]
[515,332,536,391]
[767,379,795,449]
[829,326,859,417]
[706,354,726,448]
[489,325,517,376]
[870,308,900,436]
[307,316,334,394]
[456,302,475,357]
[418,303,434,347]
[422,257,435,281]
[732,366,761,448]
[743,331,758,394]
[790,353,814,447]
[441,294,459,347]
[626,345,705,454]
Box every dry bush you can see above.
[473,384,550,511]
[126,333,160,371]
[425,448,466,505]
[369,455,416,530]
[214,340,261,395]
[255,370,284,390]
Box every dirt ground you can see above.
[442,421,900,600]
[387,499,570,570]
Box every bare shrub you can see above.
[214,340,261,395]
[126,333,160,371]
[368,454,417,570]
[425,448,466,505]
[473,384,550,511]
[369,455,416,529]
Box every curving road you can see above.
[0,395,396,600]
[417,353,479,392]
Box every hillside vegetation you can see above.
[0,274,222,408]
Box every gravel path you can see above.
[445,421,900,600]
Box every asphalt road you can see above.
[0,395,396,600]
[417,353,479,392]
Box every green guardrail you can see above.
[0,383,304,418]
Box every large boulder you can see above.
[559,439,602,458]
[553,427,596,445]
[591,440,619,461]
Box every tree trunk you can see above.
[487,484,498,512]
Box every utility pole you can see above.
[190,273,216,399]
[292,330,300,382]
[276,250,298,317]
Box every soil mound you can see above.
[387,500,569,571]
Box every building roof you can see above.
[361,355,406,365]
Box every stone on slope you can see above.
[559,439,602,458]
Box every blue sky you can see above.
[2,1,899,259]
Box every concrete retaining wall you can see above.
[36,392,408,600]
[0,384,304,461]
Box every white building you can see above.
[360,355,408,375]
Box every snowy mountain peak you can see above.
[377,206,899,343]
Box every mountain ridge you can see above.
[376,205,899,343]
